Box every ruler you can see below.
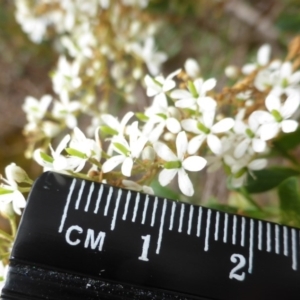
[1,171,300,300]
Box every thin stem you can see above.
[0,229,13,242]
[238,187,263,211]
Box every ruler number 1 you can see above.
[229,254,246,281]
[139,235,151,261]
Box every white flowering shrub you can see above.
[1,0,300,289]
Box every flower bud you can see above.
[184,58,201,78]
[5,163,30,184]
[225,65,239,79]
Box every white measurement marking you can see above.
[178,204,185,233]
[141,195,149,225]
[104,187,113,216]
[169,201,176,230]
[204,209,211,251]
[132,193,140,222]
[197,207,203,237]
[241,217,245,247]
[232,215,237,245]
[214,211,220,241]
[151,197,158,227]
[248,219,254,274]
[156,199,167,254]
[223,214,228,243]
[187,205,194,235]
[75,180,85,210]
[58,179,76,233]
[284,226,289,256]
[84,183,95,212]
[267,223,271,252]
[139,235,151,261]
[292,229,297,271]
[94,185,103,214]
[122,191,131,220]
[275,225,280,254]
[111,189,122,230]
[258,221,262,250]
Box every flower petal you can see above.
[166,118,181,134]
[188,135,206,154]
[281,93,300,118]
[121,157,133,177]
[153,142,177,161]
[248,159,267,170]
[265,94,281,112]
[252,138,266,153]
[201,78,216,93]
[234,139,250,159]
[178,169,194,196]
[182,156,207,172]
[102,155,125,173]
[176,131,188,160]
[211,118,234,133]
[174,98,196,108]
[281,120,298,133]
[170,89,192,99]
[207,134,222,155]
[158,168,177,186]
[257,44,271,66]
[259,123,280,140]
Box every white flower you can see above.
[130,37,167,75]
[0,164,27,215]
[101,111,134,136]
[67,127,102,172]
[122,180,154,194]
[182,110,235,155]
[171,77,216,110]
[205,134,235,173]
[153,131,207,196]
[242,44,271,74]
[224,155,268,188]
[22,95,52,122]
[143,94,181,142]
[102,122,147,177]
[34,134,79,172]
[144,69,181,103]
[233,109,267,158]
[255,92,300,140]
[52,92,81,128]
[184,58,201,78]
[52,56,82,94]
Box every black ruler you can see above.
[1,172,300,300]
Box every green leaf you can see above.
[113,143,128,156]
[40,152,54,163]
[100,126,118,136]
[150,179,180,201]
[273,127,300,151]
[278,177,300,228]
[65,148,86,159]
[135,113,149,122]
[0,188,13,195]
[245,167,300,194]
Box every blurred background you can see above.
[0,0,300,204]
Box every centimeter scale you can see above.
[1,171,300,300]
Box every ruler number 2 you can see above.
[229,254,246,281]
[139,235,151,261]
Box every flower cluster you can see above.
[1,1,300,292]
[17,0,167,154]
[24,44,300,200]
